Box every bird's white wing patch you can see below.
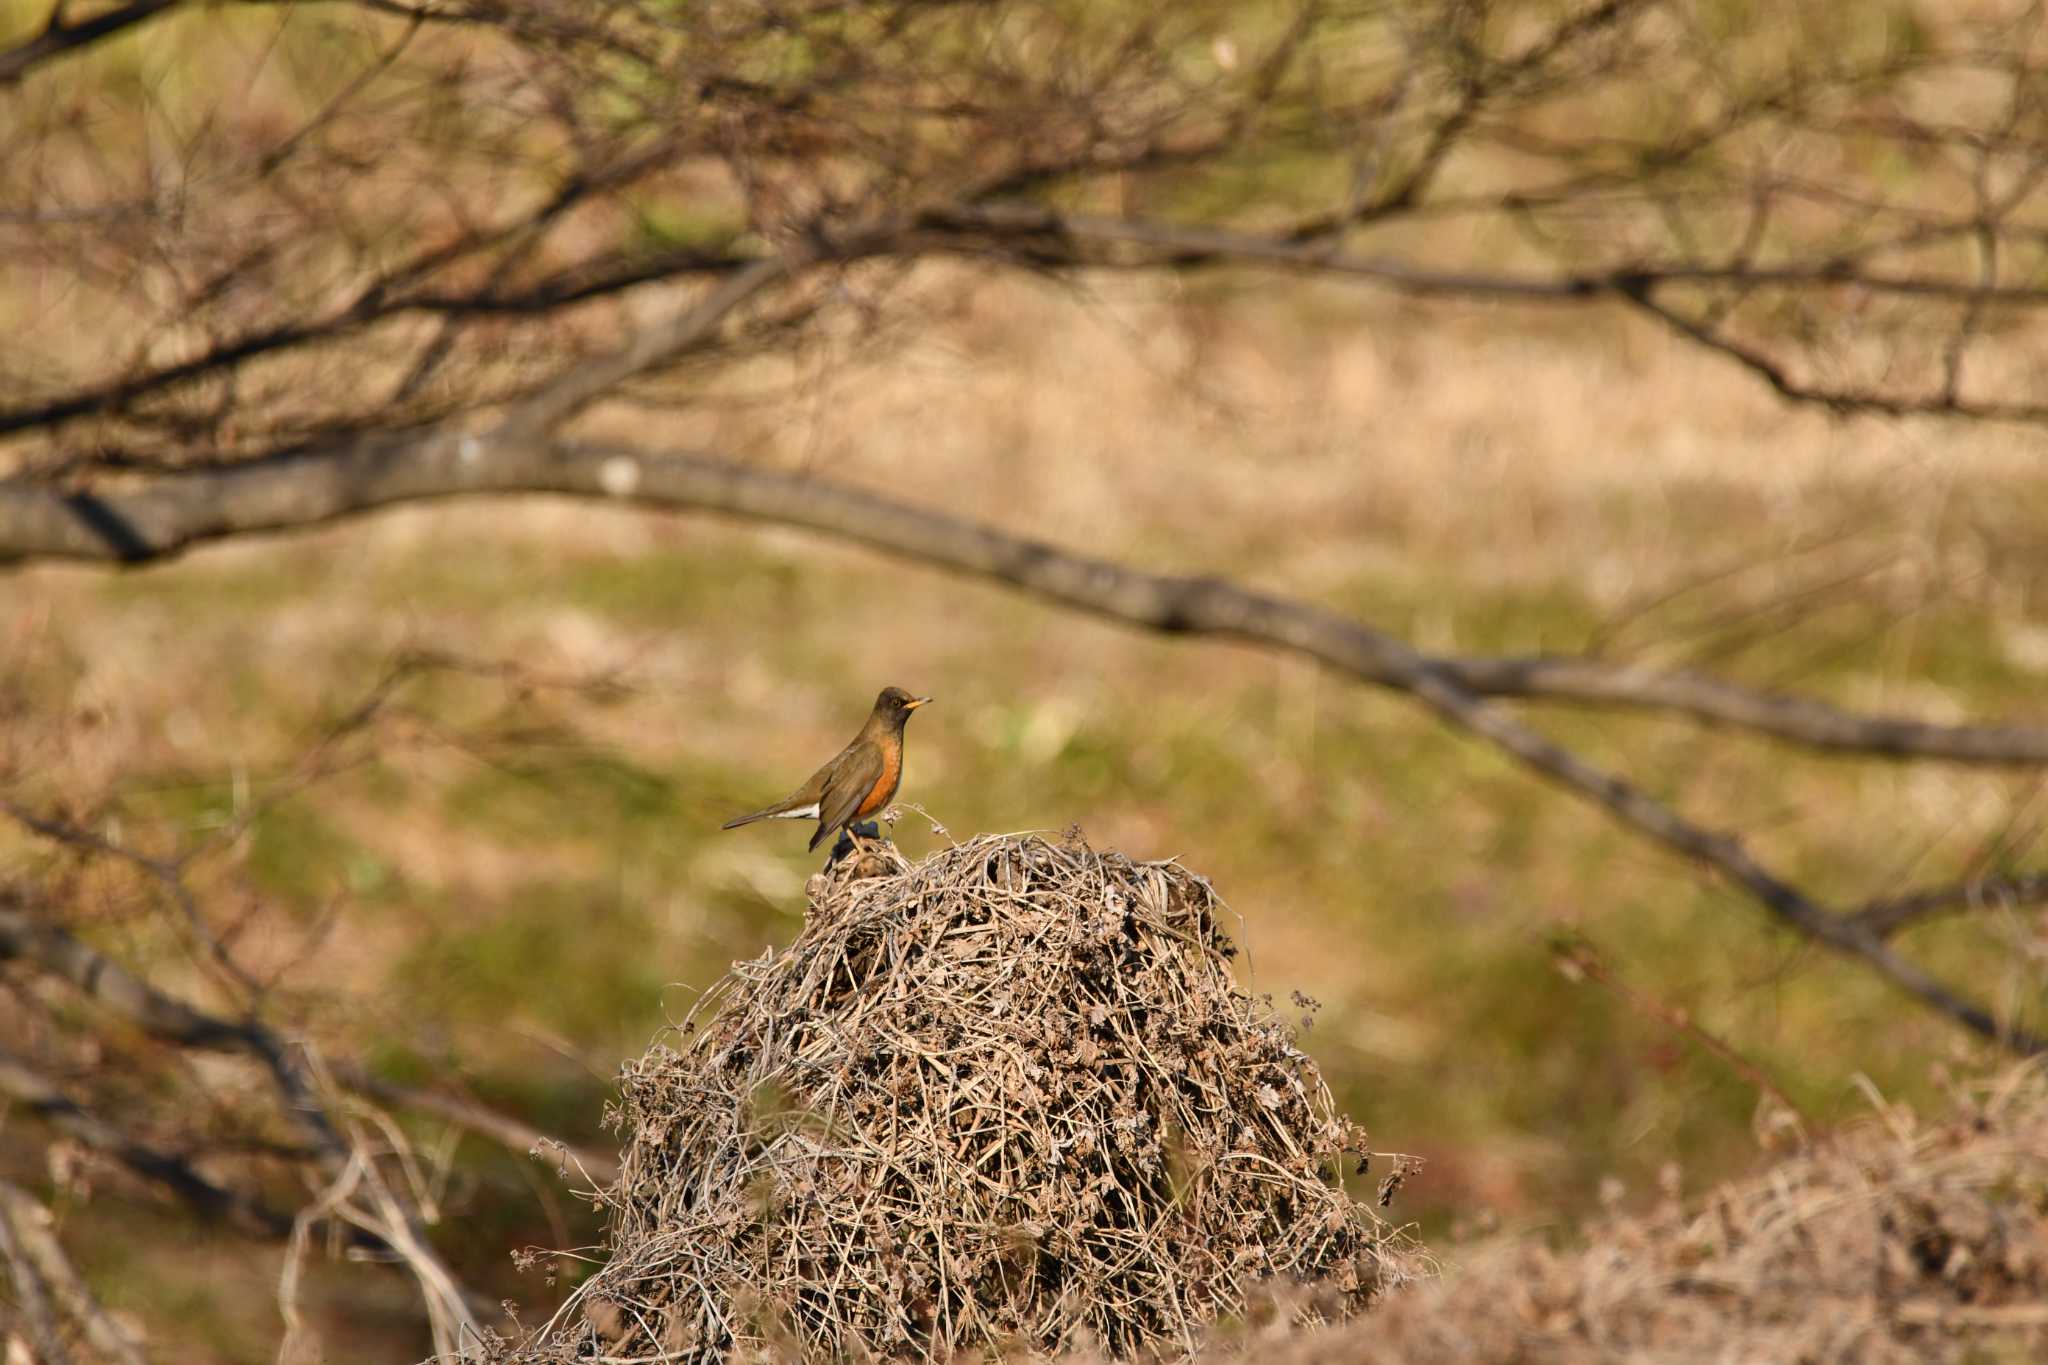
[769,802,821,820]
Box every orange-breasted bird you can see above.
[721,687,931,852]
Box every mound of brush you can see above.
[500,831,1414,1362]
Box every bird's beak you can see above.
[905,696,932,710]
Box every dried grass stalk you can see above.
[498,832,1415,1362]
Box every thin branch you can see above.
[0,900,505,1329]
[905,206,2048,422]
[0,437,2036,1049]
[0,1046,289,1237]
[1847,872,2048,940]
[919,204,2048,307]
[0,888,339,1167]
[329,1061,621,1186]
[0,796,263,999]
[0,900,616,1182]
[1615,285,2048,424]
[1432,656,2048,764]
[493,253,796,433]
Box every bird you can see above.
[721,687,931,853]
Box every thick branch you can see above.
[0,0,182,86]
[0,437,2037,1049]
[0,1179,75,1365]
[1,437,2041,767]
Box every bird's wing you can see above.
[810,744,885,850]
[721,757,836,829]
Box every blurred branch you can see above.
[2,436,2043,764]
[329,1062,621,1186]
[0,438,2039,1050]
[0,0,630,90]
[0,895,511,1337]
[0,898,618,1184]
[495,254,796,433]
[0,1047,290,1237]
[914,205,2048,423]
[0,1178,76,1365]
[0,1180,150,1365]
[0,1,182,87]
[0,900,252,1051]
[1429,657,2048,764]
[1846,872,2048,939]
[919,203,2048,307]
[0,796,262,999]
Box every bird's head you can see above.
[874,686,931,726]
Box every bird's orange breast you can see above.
[854,741,902,819]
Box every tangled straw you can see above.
[499,832,1415,1363]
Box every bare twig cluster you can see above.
[7,0,2048,472]
[0,654,630,1360]
[498,834,1417,1363]
[1306,1064,2048,1364]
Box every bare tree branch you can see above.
[0,1047,289,1237]
[0,898,614,1177]
[919,203,2048,308]
[328,1062,620,1187]
[1847,873,2048,940]
[0,899,513,1338]
[0,797,262,1000]
[2,435,2042,765]
[1,437,2036,1049]
[1430,657,2048,764]
[0,1,183,87]
[0,1177,78,1365]
[495,254,796,433]
[0,900,252,1051]
[0,1181,149,1365]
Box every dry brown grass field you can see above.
[4,0,2048,1359]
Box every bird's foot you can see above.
[828,820,886,865]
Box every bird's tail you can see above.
[721,808,772,830]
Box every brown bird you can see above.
[721,687,931,852]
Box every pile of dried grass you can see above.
[1304,1065,2048,1364]
[500,832,1413,1363]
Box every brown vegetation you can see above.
[496,834,1414,1363]
[1276,1065,2048,1364]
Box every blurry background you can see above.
[3,0,2048,1359]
